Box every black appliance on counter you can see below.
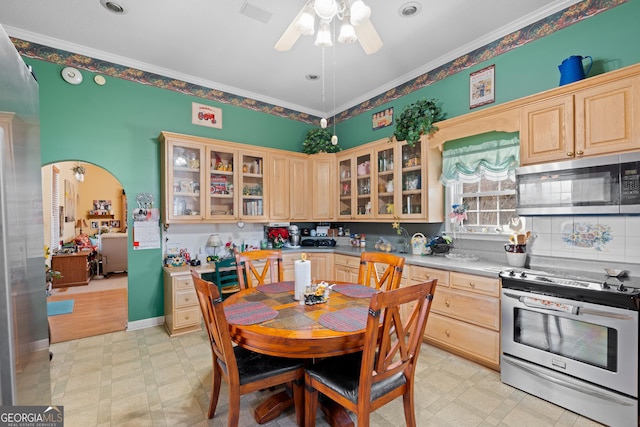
[301,238,337,247]
[500,268,640,427]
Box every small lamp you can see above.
[75,219,88,234]
[206,234,223,257]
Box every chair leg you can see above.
[402,385,417,427]
[304,378,319,427]
[208,364,222,419]
[292,378,304,426]
[227,385,241,427]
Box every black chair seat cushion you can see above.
[217,346,303,386]
[306,352,406,404]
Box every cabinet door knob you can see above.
[445,330,451,337]
[576,150,584,156]
[469,282,475,288]
[445,299,450,307]
[567,152,574,157]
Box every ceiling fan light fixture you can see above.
[314,0,338,20]
[349,0,371,26]
[338,22,357,44]
[314,20,333,47]
[296,10,315,35]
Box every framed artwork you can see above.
[470,64,495,109]
[192,102,222,129]
[93,200,111,211]
[110,220,121,228]
[59,206,65,238]
[372,107,393,130]
[64,179,76,222]
[91,221,99,229]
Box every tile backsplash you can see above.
[526,216,640,264]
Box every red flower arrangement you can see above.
[267,228,289,248]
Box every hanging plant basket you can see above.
[302,127,341,154]
[393,98,445,147]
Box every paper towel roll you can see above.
[294,259,311,301]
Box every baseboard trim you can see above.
[127,316,165,331]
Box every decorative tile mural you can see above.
[561,221,612,251]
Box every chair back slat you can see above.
[214,257,240,299]
[357,252,405,291]
[191,271,239,379]
[234,249,284,289]
[360,279,437,402]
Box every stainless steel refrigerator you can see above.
[0,23,50,405]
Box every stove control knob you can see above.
[520,271,527,278]
[601,282,610,290]
[509,270,516,277]
[617,283,627,292]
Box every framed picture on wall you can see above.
[470,64,495,109]
[372,107,393,130]
[91,221,99,229]
[64,179,76,222]
[110,220,120,229]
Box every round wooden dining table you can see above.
[223,280,377,426]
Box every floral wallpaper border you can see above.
[11,0,626,125]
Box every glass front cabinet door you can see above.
[354,150,373,219]
[206,147,237,220]
[164,139,205,223]
[399,140,425,219]
[239,151,268,221]
[337,156,353,219]
[374,143,396,219]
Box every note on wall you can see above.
[132,208,160,250]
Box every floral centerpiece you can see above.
[267,228,289,249]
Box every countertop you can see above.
[163,247,510,279]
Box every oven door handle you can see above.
[503,291,635,320]
[503,357,636,406]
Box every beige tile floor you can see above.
[49,326,604,427]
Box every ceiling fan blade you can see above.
[274,6,306,51]
[355,19,383,54]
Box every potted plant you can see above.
[392,98,445,147]
[302,127,341,154]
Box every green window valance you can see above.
[440,136,520,186]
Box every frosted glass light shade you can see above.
[338,22,357,44]
[296,11,315,35]
[350,0,371,26]
[314,0,338,20]
[314,20,332,47]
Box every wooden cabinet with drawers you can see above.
[423,271,501,370]
[333,253,361,283]
[51,252,91,288]
[282,252,334,282]
[163,270,201,337]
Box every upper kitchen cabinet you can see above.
[310,153,335,221]
[160,135,206,223]
[239,150,268,221]
[521,74,640,165]
[337,155,354,220]
[373,141,396,219]
[337,147,374,220]
[206,146,237,221]
[268,152,310,221]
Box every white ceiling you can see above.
[2,0,582,118]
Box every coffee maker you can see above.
[288,225,301,248]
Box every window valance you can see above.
[440,137,520,186]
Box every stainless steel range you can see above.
[500,269,640,427]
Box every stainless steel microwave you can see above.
[516,152,640,215]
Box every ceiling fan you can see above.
[275,0,383,54]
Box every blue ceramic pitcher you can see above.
[558,55,593,86]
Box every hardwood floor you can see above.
[47,273,128,343]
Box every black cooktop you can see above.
[301,238,336,247]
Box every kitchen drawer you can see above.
[431,287,499,330]
[174,306,201,328]
[424,312,500,367]
[175,289,198,308]
[410,265,449,286]
[175,275,194,290]
[334,254,360,269]
[450,272,499,296]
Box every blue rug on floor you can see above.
[47,300,74,316]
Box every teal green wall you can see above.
[336,0,640,149]
[27,0,640,323]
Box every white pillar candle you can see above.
[294,256,311,302]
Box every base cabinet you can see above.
[417,269,500,370]
[333,254,360,283]
[164,271,201,337]
[282,252,334,282]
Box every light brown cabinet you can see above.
[310,154,336,221]
[520,75,640,165]
[333,254,360,283]
[163,270,201,337]
[51,252,91,288]
[423,270,501,370]
[281,252,334,282]
[336,148,374,220]
[268,152,291,221]
[290,155,310,220]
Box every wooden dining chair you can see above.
[304,279,437,427]
[234,249,284,289]
[357,251,405,291]
[213,257,240,300]
[190,271,304,426]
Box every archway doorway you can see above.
[42,161,128,343]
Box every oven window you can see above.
[514,308,617,371]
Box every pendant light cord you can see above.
[321,46,326,120]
